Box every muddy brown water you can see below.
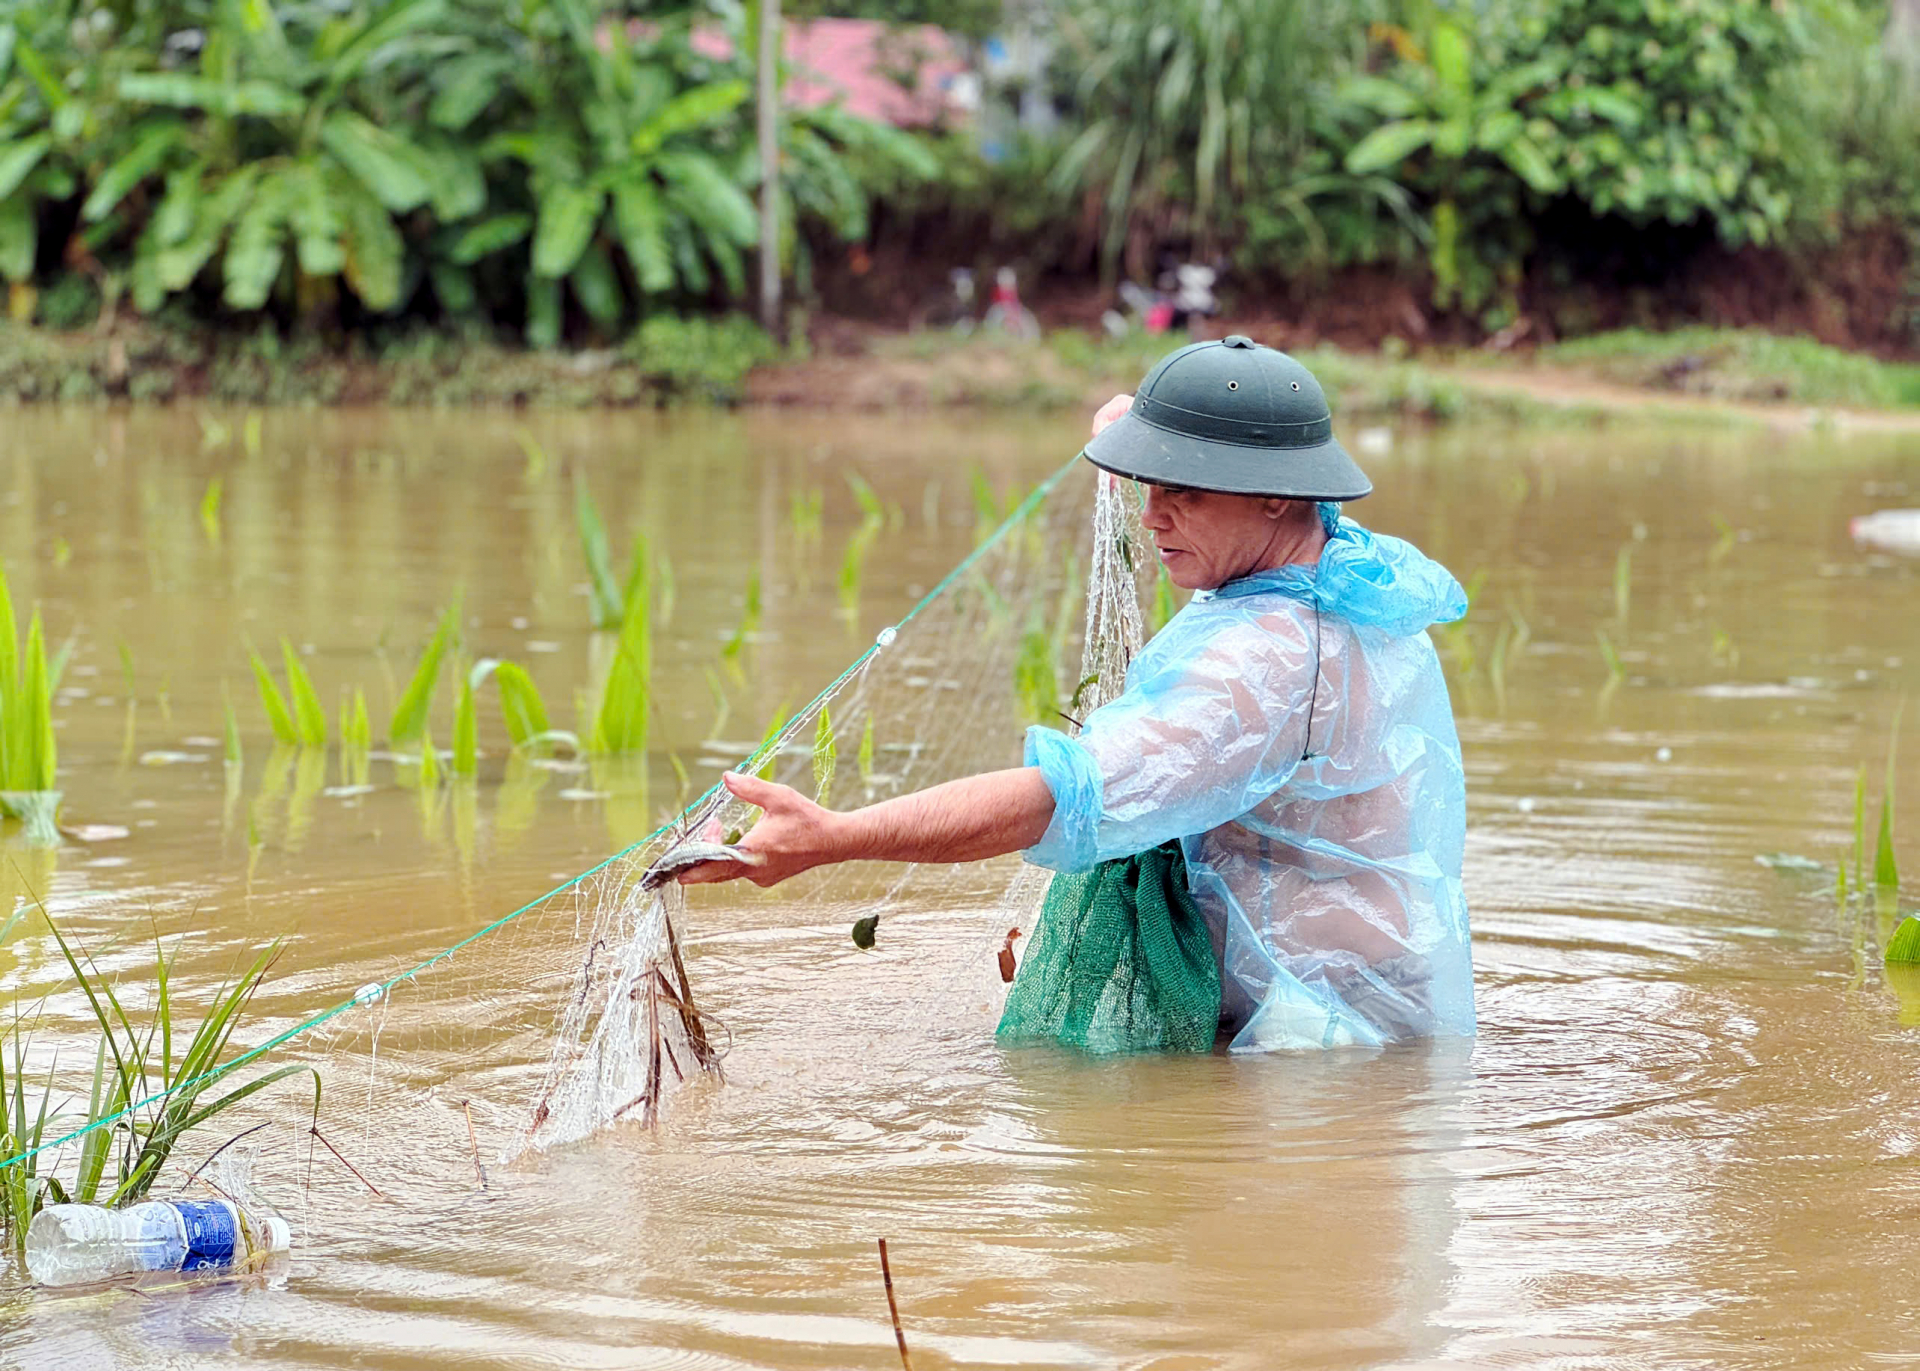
[1,405,1917,1370]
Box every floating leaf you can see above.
[850,913,878,950]
[1755,852,1825,874]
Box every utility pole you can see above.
[757,0,781,335]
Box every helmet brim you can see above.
[1082,409,1373,501]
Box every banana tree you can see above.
[451,0,760,346]
[87,0,478,315]
[1341,18,1570,313]
[0,1,158,291]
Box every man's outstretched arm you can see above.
[676,767,1056,888]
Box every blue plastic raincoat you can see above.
[1023,505,1474,1051]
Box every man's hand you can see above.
[1092,393,1133,437]
[676,771,839,888]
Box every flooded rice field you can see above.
[1,404,1917,1369]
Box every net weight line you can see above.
[1,454,1084,1172]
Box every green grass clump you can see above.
[2,915,318,1259]
[1544,327,1920,409]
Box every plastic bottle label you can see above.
[172,1200,239,1270]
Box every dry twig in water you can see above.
[878,1237,912,1370]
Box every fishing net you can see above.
[996,840,1221,1054]
[4,456,1169,1195]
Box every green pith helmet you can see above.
[1082,335,1371,501]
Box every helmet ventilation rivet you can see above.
[1291,381,1301,390]
[1227,380,1239,390]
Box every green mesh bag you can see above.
[997,841,1222,1054]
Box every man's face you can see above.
[1140,484,1287,590]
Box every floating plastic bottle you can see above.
[25,1198,290,1287]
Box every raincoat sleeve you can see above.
[1023,607,1315,873]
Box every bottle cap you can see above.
[261,1215,291,1253]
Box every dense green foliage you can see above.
[0,0,931,343]
[4,0,1920,350]
[1032,0,1920,332]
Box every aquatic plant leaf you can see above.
[453,675,478,776]
[812,706,836,804]
[1855,764,1869,888]
[1876,793,1899,897]
[19,612,53,792]
[721,568,761,668]
[248,647,299,747]
[222,683,243,767]
[280,640,327,748]
[574,476,624,631]
[417,726,440,789]
[591,562,651,754]
[389,605,457,745]
[1876,707,1903,898]
[200,476,222,543]
[1885,916,1920,964]
[495,662,551,748]
[752,704,789,782]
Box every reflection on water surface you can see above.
[1,406,1916,1369]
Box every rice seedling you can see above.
[1596,629,1626,685]
[389,605,459,747]
[1855,763,1869,890]
[837,487,887,626]
[847,474,885,526]
[200,476,223,545]
[812,707,837,804]
[1874,705,1902,906]
[277,642,326,748]
[0,563,61,840]
[453,672,479,778]
[242,411,263,458]
[51,538,69,569]
[339,687,372,788]
[1149,561,1181,635]
[721,569,762,679]
[789,487,825,545]
[590,560,652,755]
[495,662,553,750]
[516,429,549,479]
[752,704,790,782]
[222,684,243,769]
[575,476,626,631]
[1613,544,1633,627]
[417,726,441,790]
[1708,515,1737,567]
[1,910,319,1257]
[858,713,876,786]
[248,653,297,747]
[921,480,942,531]
[1015,608,1062,724]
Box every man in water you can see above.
[681,337,1474,1051]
